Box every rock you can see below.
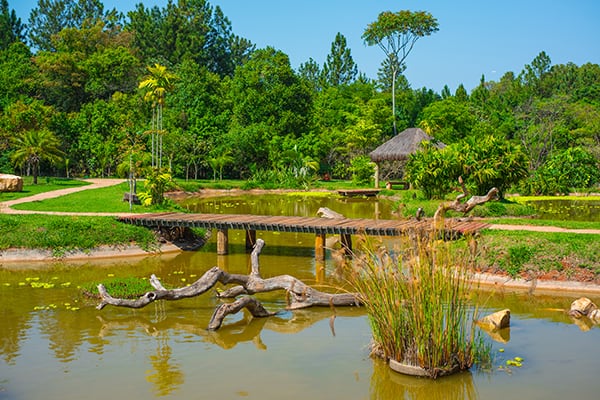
[478,309,510,330]
[568,297,598,318]
[0,174,23,192]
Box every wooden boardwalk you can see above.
[118,212,489,259]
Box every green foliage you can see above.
[404,142,457,199]
[349,155,375,186]
[363,10,439,134]
[350,235,489,377]
[10,129,64,184]
[0,1,597,187]
[321,32,357,87]
[504,245,533,278]
[139,170,175,206]
[521,147,600,195]
[405,135,529,199]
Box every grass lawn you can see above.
[0,177,89,202]
[0,213,158,253]
[11,182,149,213]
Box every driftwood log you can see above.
[434,177,499,223]
[97,239,360,330]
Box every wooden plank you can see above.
[118,213,488,238]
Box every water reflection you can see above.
[524,199,600,222]
[147,332,184,396]
[370,358,478,400]
[178,193,397,220]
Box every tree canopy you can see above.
[0,0,597,194]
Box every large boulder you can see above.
[0,174,23,192]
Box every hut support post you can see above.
[374,163,380,188]
[245,230,256,250]
[217,228,228,255]
[315,233,326,261]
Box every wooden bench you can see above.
[385,181,409,190]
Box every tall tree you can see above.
[0,42,37,110]
[228,47,313,172]
[35,21,139,111]
[363,10,439,134]
[127,0,252,76]
[0,0,24,50]
[28,0,117,51]
[322,32,357,87]
[298,57,322,92]
[139,63,177,169]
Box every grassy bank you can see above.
[0,214,158,255]
[477,230,600,280]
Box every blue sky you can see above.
[11,1,600,93]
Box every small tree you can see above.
[363,10,439,135]
[350,155,375,186]
[10,129,64,184]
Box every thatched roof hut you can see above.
[369,127,446,188]
[369,127,445,162]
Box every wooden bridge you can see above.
[118,212,489,260]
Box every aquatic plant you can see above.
[349,234,489,378]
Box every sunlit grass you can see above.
[0,177,89,202]
[10,182,149,213]
[0,214,158,251]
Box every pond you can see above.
[2,193,599,399]
[520,198,600,222]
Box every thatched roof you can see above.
[369,128,446,162]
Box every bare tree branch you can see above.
[96,239,361,329]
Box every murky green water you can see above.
[2,194,600,399]
[524,198,600,222]
[177,192,397,219]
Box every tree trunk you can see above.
[96,239,361,330]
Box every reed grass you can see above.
[349,233,489,378]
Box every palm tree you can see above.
[139,64,176,169]
[11,129,64,184]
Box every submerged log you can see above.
[97,239,361,329]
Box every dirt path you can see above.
[0,179,130,216]
[487,223,600,234]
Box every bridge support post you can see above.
[217,228,228,255]
[245,230,256,250]
[341,233,352,256]
[315,233,326,261]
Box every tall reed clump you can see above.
[349,233,489,378]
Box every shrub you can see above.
[349,155,375,186]
[522,147,600,195]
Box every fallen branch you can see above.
[97,239,361,329]
[434,177,498,223]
